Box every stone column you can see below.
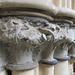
[12,69,34,75]
[31,18,59,75]
[62,0,67,8]
[72,0,75,10]
[0,16,49,75]
[34,65,39,75]
[67,0,72,9]
[38,21,72,75]
[38,24,59,75]
[0,1,58,75]
[53,19,74,75]
[54,43,72,75]
[52,0,62,7]
[68,61,73,75]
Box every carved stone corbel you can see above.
[68,62,73,75]
[29,17,58,75]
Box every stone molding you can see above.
[0,0,58,15]
[51,0,75,18]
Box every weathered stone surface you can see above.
[0,0,75,75]
[0,16,74,71]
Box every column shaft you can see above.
[0,70,7,75]
[39,64,54,75]
[68,62,73,75]
[54,61,69,75]
[62,0,67,8]
[72,0,75,10]
[34,66,39,75]
[67,0,72,9]
[12,69,34,75]
[52,0,62,7]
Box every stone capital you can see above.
[0,16,49,70]
[39,20,74,65]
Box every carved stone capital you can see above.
[69,43,75,58]
[0,16,50,70]
[54,20,74,61]
[39,20,73,65]
[54,42,72,61]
